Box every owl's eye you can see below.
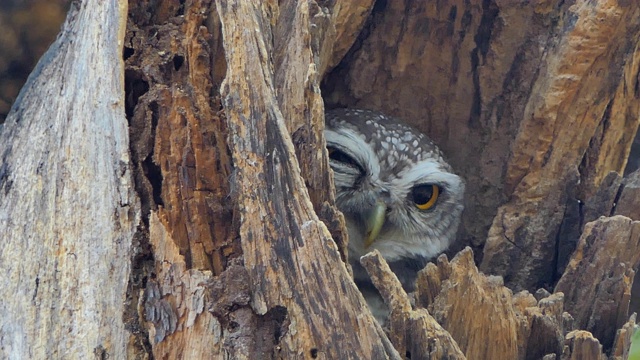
[411,184,440,210]
[327,146,363,171]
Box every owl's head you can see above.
[325,109,465,262]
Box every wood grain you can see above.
[216,1,400,358]
[0,1,137,358]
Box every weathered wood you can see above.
[215,0,399,358]
[617,169,640,314]
[144,213,219,359]
[0,1,137,358]
[124,1,239,356]
[364,244,634,360]
[555,216,640,351]
[416,249,520,359]
[519,293,568,360]
[610,313,637,360]
[361,251,466,360]
[273,0,351,263]
[562,331,607,360]
[123,0,401,357]
[2,1,639,358]
[321,0,376,75]
[409,246,637,360]
[615,169,640,220]
[481,0,640,291]
[126,0,236,275]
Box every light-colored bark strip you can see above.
[0,1,138,358]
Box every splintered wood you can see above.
[360,251,466,360]
[323,1,640,356]
[556,216,640,351]
[416,250,520,359]
[4,0,640,358]
[477,0,640,293]
[363,247,636,360]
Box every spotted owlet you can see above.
[324,108,465,321]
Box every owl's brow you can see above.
[392,159,461,190]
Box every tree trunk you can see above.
[0,1,136,358]
[1,0,639,359]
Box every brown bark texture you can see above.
[1,0,639,359]
[125,0,397,358]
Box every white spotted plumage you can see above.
[324,108,465,322]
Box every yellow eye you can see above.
[411,184,439,210]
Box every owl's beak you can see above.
[364,200,386,248]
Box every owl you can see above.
[324,108,465,321]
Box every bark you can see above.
[555,216,640,351]
[216,1,396,358]
[361,251,466,360]
[126,0,398,358]
[1,0,639,359]
[0,1,137,358]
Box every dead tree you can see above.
[0,0,639,359]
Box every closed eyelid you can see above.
[325,128,381,181]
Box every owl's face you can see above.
[325,109,465,263]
